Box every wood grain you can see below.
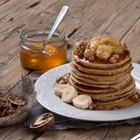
[122,18,140,63]
[37,127,110,140]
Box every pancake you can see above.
[72,58,132,75]
[70,70,130,85]
[92,91,140,110]
[69,77,135,101]
[70,65,132,82]
[70,73,131,89]
[68,37,138,110]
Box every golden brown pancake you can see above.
[72,58,132,75]
[69,37,138,110]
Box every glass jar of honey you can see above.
[19,26,67,73]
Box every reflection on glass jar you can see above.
[19,27,67,73]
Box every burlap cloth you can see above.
[0,76,36,127]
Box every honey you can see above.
[19,27,67,72]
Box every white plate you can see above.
[35,63,140,122]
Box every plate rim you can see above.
[35,63,140,122]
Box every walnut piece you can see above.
[8,97,25,106]
[56,75,69,84]
[109,54,119,63]
[88,56,95,62]
[73,42,86,58]
[0,96,26,118]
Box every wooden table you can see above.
[0,0,140,139]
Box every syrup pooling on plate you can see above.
[55,37,140,110]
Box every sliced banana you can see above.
[61,85,78,103]
[84,49,95,59]
[55,84,70,97]
[96,45,114,60]
[72,94,93,109]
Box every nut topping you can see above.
[73,42,86,58]
[109,54,119,63]
[88,56,95,62]
[73,37,127,63]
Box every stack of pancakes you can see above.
[69,37,139,110]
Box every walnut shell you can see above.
[30,113,54,132]
[8,96,26,106]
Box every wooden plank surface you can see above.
[0,0,140,139]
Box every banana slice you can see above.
[72,94,93,109]
[96,45,114,60]
[61,85,78,103]
[55,84,70,97]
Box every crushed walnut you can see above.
[56,74,70,84]
[109,54,119,63]
[73,42,86,58]
[129,92,140,103]
[0,96,26,117]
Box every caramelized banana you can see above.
[84,49,95,59]
[96,45,114,59]
[100,37,120,46]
